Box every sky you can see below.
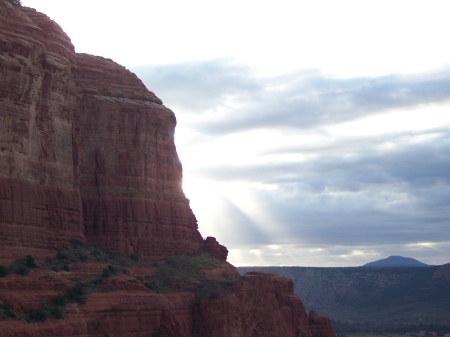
[21,0,450,267]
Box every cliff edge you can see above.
[0,2,335,336]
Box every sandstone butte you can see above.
[0,2,336,336]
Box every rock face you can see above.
[0,1,203,262]
[0,2,335,336]
[193,273,334,337]
[308,310,336,337]
[75,53,203,257]
[203,236,228,261]
[0,261,333,337]
[0,267,198,337]
[0,2,84,262]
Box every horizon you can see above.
[21,0,450,267]
[235,254,446,268]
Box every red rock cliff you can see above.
[0,2,84,263]
[193,272,334,337]
[75,53,203,257]
[0,1,203,262]
[0,2,335,336]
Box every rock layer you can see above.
[0,268,333,337]
[0,268,196,337]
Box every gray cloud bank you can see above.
[134,61,450,266]
[136,61,450,132]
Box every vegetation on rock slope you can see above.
[0,239,236,323]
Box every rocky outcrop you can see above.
[0,2,335,336]
[192,272,335,337]
[75,53,203,257]
[203,236,228,261]
[193,273,313,337]
[308,310,336,337]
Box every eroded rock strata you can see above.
[0,1,335,336]
[76,52,203,257]
[0,1,203,261]
[0,2,84,262]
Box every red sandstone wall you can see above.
[193,273,313,337]
[0,3,83,263]
[0,1,203,261]
[75,53,204,256]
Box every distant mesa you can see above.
[362,255,430,267]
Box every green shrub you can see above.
[144,282,159,292]
[24,255,37,268]
[67,283,85,303]
[7,255,38,275]
[8,261,29,275]
[56,252,68,260]
[0,265,8,277]
[129,253,139,262]
[102,265,117,278]
[48,306,63,319]
[51,296,67,306]
[25,305,64,322]
[43,257,54,266]
[78,254,88,262]
[27,309,48,322]
[1,303,17,319]
[141,250,233,296]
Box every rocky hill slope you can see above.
[238,264,450,331]
[0,1,335,336]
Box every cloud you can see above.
[134,61,450,266]
[206,69,450,134]
[195,128,450,187]
[133,59,260,112]
[191,129,450,260]
[136,62,450,134]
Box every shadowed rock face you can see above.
[0,2,335,336]
[75,53,203,257]
[193,273,335,337]
[0,268,334,337]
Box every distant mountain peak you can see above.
[362,255,429,267]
